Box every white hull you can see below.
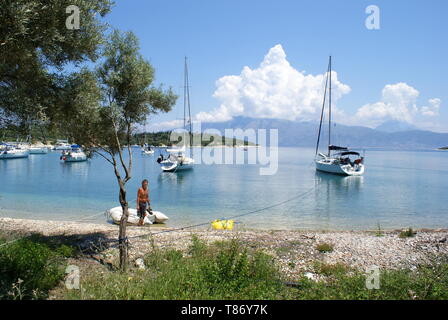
[29,147,48,154]
[315,159,364,176]
[62,152,87,162]
[142,149,154,155]
[0,150,29,159]
[54,146,71,150]
[160,156,194,172]
[106,206,168,225]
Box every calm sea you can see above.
[0,147,447,230]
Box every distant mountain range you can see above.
[197,116,448,150]
[374,120,417,133]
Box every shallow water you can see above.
[0,147,447,230]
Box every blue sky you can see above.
[102,0,448,132]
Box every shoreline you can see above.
[2,217,447,278]
[2,214,448,233]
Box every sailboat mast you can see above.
[328,56,332,157]
[183,57,187,130]
[184,57,193,157]
[315,59,330,156]
[144,119,146,146]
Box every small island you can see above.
[438,146,448,150]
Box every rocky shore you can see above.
[1,217,447,279]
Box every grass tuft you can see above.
[399,228,416,238]
[315,242,334,253]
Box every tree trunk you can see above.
[118,182,129,271]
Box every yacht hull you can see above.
[160,158,194,172]
[315,160,364,176]
[29,148,48,154]
[0,150,29,159]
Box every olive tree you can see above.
[66,30,176,269]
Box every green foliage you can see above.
[63,236,448,300]
[135,131,256,147]
[294,260,448,300]
[0,235,74,299]
[315,242,334,253]
[0,0,113,128]
[65,237,285,300]
[65,30,177,158]
[399,228,416,238]
[375,222,384,237]
[313,262,350,277]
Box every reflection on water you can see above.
[157,170,192,185]
[315,171,364,191]
[0,147,447,230]
[60,161,91,179]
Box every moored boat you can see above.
[0,143,29,159]
[61,144,87,162]
[159,57,195,172]
[29,146,49,154]
[53,139,71,151]
[106,206,169,225]
[314,56,365,176]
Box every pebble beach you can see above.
[1,217,447,279]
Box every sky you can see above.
[102,0,448,132]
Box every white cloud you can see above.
[420,98,441,117]
[150,45,443,132]
[353,82,442,128]
[147,119,183,132]
[196,44,351,122]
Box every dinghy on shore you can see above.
[106,206,169,225]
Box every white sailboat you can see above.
[141,144,154,155]
[0,143,29,159]
[141,123,154,155]
[61,144,87,162]
[29,146,49,154]
[315,56,365,176]
[159,57,194,172]
[53,139,71,151]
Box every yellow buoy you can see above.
[211,219,234,230]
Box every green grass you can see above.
[65,236,286,300]
[294,260,448,300]
[0,234,75,300]
[375,223,384,237]
[2,233,448,300]
[399,228,416,238]
[315,242,334,253]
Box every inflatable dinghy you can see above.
[106,206,169,225]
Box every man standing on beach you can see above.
[137,179,151,226]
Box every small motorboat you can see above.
[141,143,154,155]
[106,206,169,225]
[0,143,29,159]
[61,144,87,162]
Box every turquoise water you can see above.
[0,147,447,230]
